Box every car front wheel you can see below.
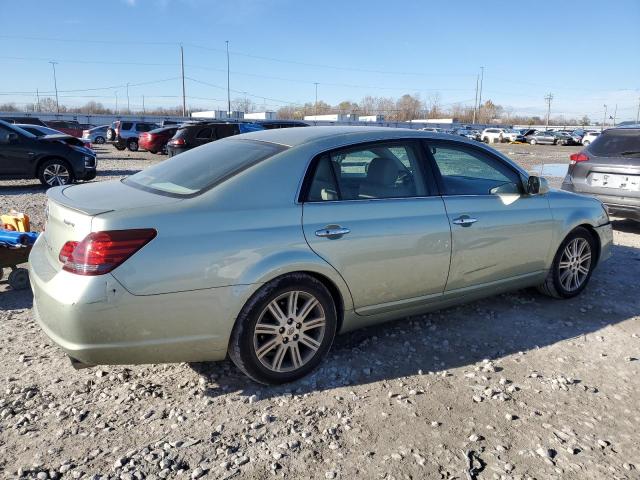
[38,159,74,187]
[529,139,537,145]
[127,139,139,152]
[229,273,337,384]
[537,227,597,299]
[94,136,106,144]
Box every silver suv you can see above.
[107,121,159,152]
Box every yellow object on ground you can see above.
[1,211,30,232]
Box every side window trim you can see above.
[423,139,525,197]
[300,139,434,203]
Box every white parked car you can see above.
[581,131,600,146]
[481,128,521,143]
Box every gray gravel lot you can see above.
[1,142,639,479]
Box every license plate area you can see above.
[588,172,640,191]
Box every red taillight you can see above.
[59,229,157,276]
[569,152,589,164]
[168,138,185,146]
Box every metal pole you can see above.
[544,93,553,129]
[49,61,60,114]
[636,97,640,124]
[612,104,617,126]
[477,66,484,122]
[602,105,607,131]
[472,74,479,124]
[115,92,118,115]
[180,45,186,117]
[142,95,145,114]
[314,82,319,117]
[36,88,40,112]
[226,40,231,114]
[126,82,130,113]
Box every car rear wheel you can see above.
[127,139,139,152]
[94,136,106,144]
[583,140,590,146]
[529,139,537,145]
[114,144,126,151]
[38,159,74,187]
[228,273,337,384]
[537,227,597,299]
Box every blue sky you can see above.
[1,0,639,120]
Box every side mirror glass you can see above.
[527,175,549,195]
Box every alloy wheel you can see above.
[43,163,71,186]
[558,237,592,292]
[253,290,326,373]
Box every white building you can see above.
[304,113,356,122]
[409,118,458,124]
[244,111,276,120]
[358,115,385,122]
[191,110,245,120]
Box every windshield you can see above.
[7,123,37,138]
[124,139,286,196]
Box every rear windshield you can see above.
[124,139,286,196]
[590,130,640,156]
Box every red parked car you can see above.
[44,120,84,138]
[138,126,178,154]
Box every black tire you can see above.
[94,136,106,144]
[114,144,126,151]
[228,273,337,384]
[127,139,139,152]
[38,158,74,187]
[537,227,597,299]
[583,140,590,146]
[8,268,29,290]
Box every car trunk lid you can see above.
[43,181,181,270]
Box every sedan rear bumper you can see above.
[29,235,240,365]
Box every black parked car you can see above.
[258,120,308,129]
[562,127,640,221]
[166,122,264,157]
[0,120,96,187]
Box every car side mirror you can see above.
[7,132,19,144]
[527,175,549,195]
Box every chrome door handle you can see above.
[315,226,350,238]
[452,215,478,227]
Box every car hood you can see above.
[39,134,87,148]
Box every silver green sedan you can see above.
[29,127,613,384]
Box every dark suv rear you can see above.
[166,122,263,157]
[561,127,640,221]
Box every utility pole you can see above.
[472,73,479,124]
[115,91,118,115]
[612,104,617,126]
[544,93,553,129]
[602,104,607,131]
[477,66,484,123]
[49,61,60,114]
[636,97,640,124]
[314,82,319,117]
[225,40,231,114]
[142,95,146,115]
[180,45,186,117]
[36,89,40,112]
[126,82,130,113]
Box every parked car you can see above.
[481,128,522,143]
[524,131,557,145]
[16,124,93,151]
[29,127,612,383]
[45,120,83,138]
[107,121,159,151]
[258,120,308,129]
[550,131,579,146]
[581,131,600,146]
[166,122,264,157]
[82,125,109,145]
[0,116,47,126]
[138,126,178,154]
[452,128,481,141]
[0,119,96,186]
[562,127,639,221]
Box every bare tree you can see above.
[231,97,256,114]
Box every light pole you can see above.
[636,97,640,124]
[115,91,118,115]
[314,82,319,117]
[49,61,60,114]
[126,82,130,113]
[472,73,479,124]
[226,40,231,114]
[180,44,186,117]
[612,104,617,126]
[602,104,607,131]
[477,66,484,122]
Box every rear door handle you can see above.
[452,215,478,227]
[315,226,350,238]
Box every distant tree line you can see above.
[0,94,593,126]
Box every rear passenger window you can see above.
[215,124,239,139]
[195,128,212,139]
[304,141,427,201]
[121,122,133,131]
[430,144,522,196]
[136,124,152,132]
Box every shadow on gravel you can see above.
[0,184,43,195]
[96,169,143,177]
[612,218,640,234]
[0,286,33,310]
[191,242,640,400]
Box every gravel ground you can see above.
[1,143,639,479]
